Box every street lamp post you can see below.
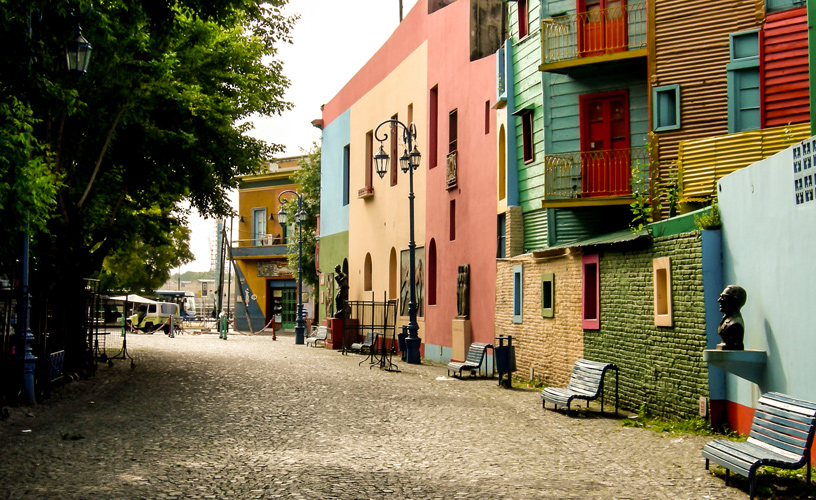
[18,6,94,404]
[373,119,422,364]
[277,191,306,345]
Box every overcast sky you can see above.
[182,0,421,272]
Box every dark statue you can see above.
[716,285,747,350]
[456,264,469,318]
[333,264,349,319]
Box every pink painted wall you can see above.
[423,1,497,351]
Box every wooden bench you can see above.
[702,392,816,500]
[447,342,493,378]
[305,326,328,347]
[349,330,375,354]
[541,359,618,415]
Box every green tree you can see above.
[0,0,296,370]
[284,144,321,297]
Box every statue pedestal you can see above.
[703,349,767,384]
[451,318,471,362]
[326,318,350,350]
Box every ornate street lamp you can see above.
[19,4,95,405]
[373,119,422,364]
[278,191,307,345]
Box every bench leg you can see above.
[705,458,709,470]
[615,370,619,415]
[749,472,757,500]
[808,458,811,484]
[724,468,729,486]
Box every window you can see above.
[364,253,372,291]
[766,0,805,13]
[485,100,490,134]
[582,254,600,329]
[518,0,528,39]
[390,114,399,186]
[449,109,458,154]
[450,200,456,241]
[363,131,374,195]
[541,273,555,317]
[343,144,350,206]
[430,86,439,169]
[512,265,523,323]
[497,213,506,258]
[498,125,507,202]
[727,30,760,133]
[389,248,398,299]
[521,110,534,163]
[252,208,267,246]
[428,239,437,306]
[653,257,673,326]
[653,84,681,132]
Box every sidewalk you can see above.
[0,334,760,499]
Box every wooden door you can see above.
[579,0,627,56]
[580,90,630,197]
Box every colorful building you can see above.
[318,0,504,360]
[232,156,314,333]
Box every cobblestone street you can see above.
[1,333,756,499]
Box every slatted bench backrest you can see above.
[363,330,375,345]
[747,392,816,463]
[316,327,328,339]
[465,343,490,365]
[567,359,611,395]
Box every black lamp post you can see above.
[277,191,306,345]
[18,5,94,404]
[373,119,422,364]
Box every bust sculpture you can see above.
[716,285,747,350]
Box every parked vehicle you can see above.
[128,302,180,333]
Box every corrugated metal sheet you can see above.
[523,208,548,252]
[652,0,760,172]
[679,122,811,201]
[551,206,630,247]
[763,7,810,127]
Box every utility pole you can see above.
[399,0,403,22]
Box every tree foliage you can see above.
[0,0,296,367]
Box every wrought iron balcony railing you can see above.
[541,2,647,65]
[544,146,650,200]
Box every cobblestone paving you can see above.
[1,333,756,499]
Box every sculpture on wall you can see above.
[456,264,469,318]
[716,285,747,350]
[333,264,349,319]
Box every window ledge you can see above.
[357,186,374,199]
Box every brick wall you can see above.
[506,206,524,258]
[495,250,584,387]
[584,231,709,420]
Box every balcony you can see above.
[679,123,811,202]
[540,2,647,73]
[231,235,290,259]
[543,146,650,205]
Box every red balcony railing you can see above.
[544,146,650,200]
[542,2,647,64]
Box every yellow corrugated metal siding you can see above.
[679,123,811,200]
[652,0,761,173]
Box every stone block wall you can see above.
[583,231,709,420]
[495,250,584,387]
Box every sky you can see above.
[181,0,421,272]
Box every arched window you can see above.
[364,253,372,291]
[428,239,437,306]
[389,248,398,299]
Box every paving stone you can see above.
[0,333,756,499]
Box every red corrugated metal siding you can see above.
[763,7,810,127]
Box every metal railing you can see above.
[544,146,650,199]
[234,235,289,247]
[542,2,647,64]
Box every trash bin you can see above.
[494,335,516,388]
[398,326,408,361]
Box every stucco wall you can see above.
[718,138,816,409]
[320,109,350,238]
